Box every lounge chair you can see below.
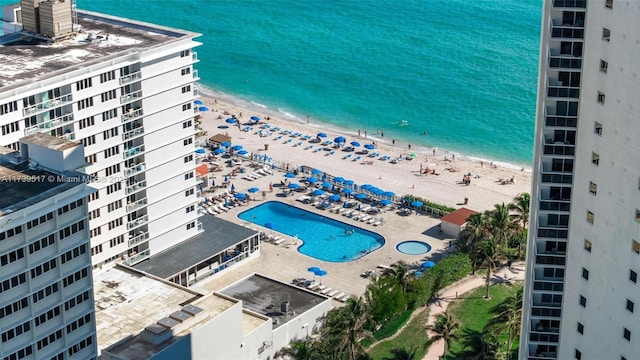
[343,153,352,160]
[283,138,292,144]
[367,217,377,224]
[326,289,339,297]
[373,220,382,226]
[320,287,333,295]
[360,215,371,222]
[315,284,327,292]
[304,145,314,150]
[333,292,346,299]
[207,207,218,215]
[338,295,350,302]
[307,281,320,290]
[273,237,285,245]
[293,141,302,147]
[273,135,282,141]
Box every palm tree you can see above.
[488,287,523,355]
[458,212,489,274]
[426,312,460,359]
[321,297,372,360]
[509,193,530,259]
[384,346,418,360]
[281,339,312,360]
[475,239,506,299]
[461,331,501,360]
[486,203,513,247]
[381,260,412,295]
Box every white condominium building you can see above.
[0,135,98,360]
[521,0,640,359]
[0,0,203,268]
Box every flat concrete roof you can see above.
[0,159,79,216]
[133,216,259,279]
[22,132,81,151]
[220,274,328,328]
[0,10,200,90]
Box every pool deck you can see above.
[198,171,456,303]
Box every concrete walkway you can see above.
[422,262,526,360]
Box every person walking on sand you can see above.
[358,129,361,138]
[432,148,436,156]
[408,144,411,150]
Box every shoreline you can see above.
[197,84,532,172]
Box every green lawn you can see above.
[368,308,430,360]
[445,282,522,359]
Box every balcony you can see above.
[197,220,203,231]
[193,69,199,81]
[553,0,586,8]
[123,249,150,266]
[535,255,566,266]
[123,144,145,160]
[61,132,76,141]
[551,24,584,39]
[127,214,149,230]
[192,51,198,62]
[123,126,144,141]
[124,162,146,177]
[127,197,148,212]
[539,200,571,212]
[548,53,581,69]
[126,179,147,195]
[24,113,75,136]
[533,281,564,292]
[120,90,143,104]
[128,231,149,247]
[122,108,143,123]
[22,94,73,116]
[120,71,142,85]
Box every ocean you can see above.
[18,0,543,166]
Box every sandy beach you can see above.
[196,95,531,212]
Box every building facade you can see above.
[0,135,98,359]
[0,5,203,268]
[521,0,640,359]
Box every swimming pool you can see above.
[396,241,432,255]
[238,201,385,262]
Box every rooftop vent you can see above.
[281,301,290,313]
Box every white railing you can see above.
[122,126,144,141]
[197,221,203,231]
[193,69,199,80]
[128,231,149,247]
[24,113,75,135]
[124,163,146,177]
[121,108,143,123]
[61,132,76,141]
[126,180,147,195]
[120,90,143,104]
[123,144,145,159]
[127,214,149,230]
[123,249,150,265]
[119,71,142,85]
[127,198,148,212]
[22,94,73,116]
[192,51,198,62]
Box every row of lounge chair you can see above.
[241,166,273,181]
[305,281,350,302]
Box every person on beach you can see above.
[432,148,436,156]
[364,131,367,138]
[392,139,395,145]
[408,144,411,150]
[306,115,310,124]
[381,130,384,137]
[358,129,361,137]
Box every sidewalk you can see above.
[422,262,526,360]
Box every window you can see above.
[0,297,29,319]
[575,349,582,360]
[76,78,92,90]
[67,335,93,357]
[36,328,63,350]
[104,145,120,158]
[183,120,192,128]
[636,209,640,222]
[60,244,87,264]
[62,267,89,287]
[186,205,195,213]
[107,199,123,212]
[627,299,634,313]
[603,28,611,41]
[597,91,606,104]
[577,322,584,334]
[631,270,637,283]
[88,192,99,202]
[0,248,25,266]
[185,188,194,197]
[109,235,124,248]
[594,121,603,135]
[184,154,193,163]
[0,100,18,115]
[180,49,190,57]
[81,135,96,147]
[32,283,59,303]
[186,221,196,230]
[34,306,61,326]
[100,70,116,83]
[185,172,194,180]
[1,321,31,342]
[90,227,101,238]
[1,273,27,293]
[582,268,589,280]
[30,259,57,279]
[1,121,20,135]
[182,103,192,111]
[26,212,53,229]
[57,199,84,215]
[584,239,592,252]
[587,211,595,224]
[605,0,613,9]
[182,85,191,93]
[102,108,118,121]
[77,97,94,110]
[0,225,23,242]
[184,137,193,146]
[181,67,191,76]
[633,240,640,254]
[592,152,600,165]
[100,89,117,102]
[589,182,597,195]
[106,182,122,194]
[105,164,121,177]
[103,126,119,140]
[28,234,55,254]
[85,154,97,164]
[579,295,587,307]
[107,218,123,230]
[623,328,631,341]
[600,60,608,73]
[66,313,92,334]
[64,290,90,311]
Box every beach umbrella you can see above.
[311,189,325,196]
[234,192,247,200]
[288,183,300,190]
[411,200,424,208]
[231,145,243,151]
[251,116,260,121]
[372,188,384,196]
[311,168,322,175]
[422,261,436,269]
[265,222,276,229]
[317,132,327,138]
[194,100,204,105]
[213,148,225,155]
[350,141,361,147]
[248,187,259,193]
[380,199,392,206]
[364,144,375,150]
[342,188,353,194]
[221,141,231,147]
[383,191,395,197]
[360,184,372,190]
[333,177,344,183]
[313,269,327,283]
[284,172,296,178]
[211,179,216,187]
[334,136,345,144]
[354,193,367,200]
[239,167,245,174]
[321,181,332,189]
[231,183,235,191]
[237,149,249,155]
[343,179,354,186]
[199,106,209,112]
[307,177,318,184]
[307,266,321,273]
[224,175,229,182]
[195,148,206,154]
[414,271,424,277]
[226,118,237,124]
[328,194,341,202]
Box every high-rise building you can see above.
[521,1,640,359]
[0,134,97,359]
[0,3,204,268]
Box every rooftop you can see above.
[22,132,81,151]
[0,10,200,90]
[133,215,258,279]
[219,274,329,328]
[440,207,478,226]
[0,157,79,216]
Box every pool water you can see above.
[238,201,385,262]
[396,241,432,255]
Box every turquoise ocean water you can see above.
[15,0,543,166]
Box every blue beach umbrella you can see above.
[234,192,247,200]
[334,136,345,144]
[321,181,332,189]
[226,118,237,124]
[194,99,204,105]
[422,261,436,269]
[288,183,300,190]
[360,184,372,190]
[311,189,324,196]
[333,177,344,183]
[311,168,322,175]
[414,271,424,277]
[237,149,249,155]
[354,193,367,200]
[350,141,361,147]
[364,144,375,150]
[231,145,243,151]
[251,116,260,121]
[383,191,395,197]
[195,148,206,154]
[328,194,341,202]
[284,172,296,178]
[342,188,353,194]
[380,199,392,206]
[248,187,259,193]
[343,179,354,186]
[411,200,424,208]
[307,177,318,184]
[213,148,225,155]
[199,106,209,112]
[221,141,231,147]
[317,132,327,138]
[307,266,321,273]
